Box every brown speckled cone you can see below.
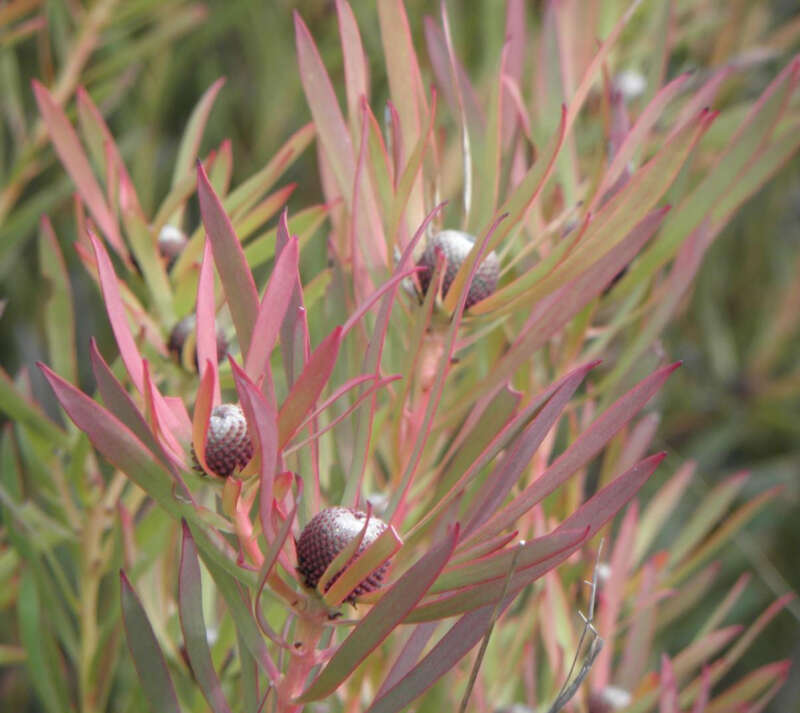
[416,229,500,309]
[295,507,389,604]
[194,404,253,477]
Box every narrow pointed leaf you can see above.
[196,239,220,406]
[278,326,343,447]
[120,571,183,713]
[197,162,259,356]
[172,78,226,189]
[465,364,680,547]
[179,522,233,713]
[245,236,299,382]
[32,81,126,259]
[295,11,355,202]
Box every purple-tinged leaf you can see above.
[120,571,183,713]
[591,72,692,212]
[337,0,369,133]
[413,361,599,546]
[424,17,484,132]
[295,11,355,202]
[594,503,639,689]
[74,240,167,356]
[464,365,679,548]
[487,105,567,253]
[90,339,177,472]
[342,268,421,337]
[196,239,220,406]
[172,78,226,190]
[405,531,587,623]
[619,56,800,297]
[229,360,278,536]
[40,364,190,516]
[673,626,743,682]
[563,0,645,137]
[76,87,142,216]
[618,561,658,693]
[367,595,516,713]
[284,374,401,455]
[430,529,586,595]
[462,362,596,536]
[501,0,526,146]
[660,655,678,713]
[297,526,459,703]
[275,210,306,387]
[634,461,694,564]
[376,622,439,699]
[142,360,190,478]
[89,231,145,393]
[179,522,233,713]
[377,0,428,228]
[554,453,666,539]
[343,202,447,506]
[191,361,217,478]
[409,454,664,623]
[450,531,520,566]
[245,235,299,383]
[278,326,343,448]
[32,81,127,262]
[196,162,260,356]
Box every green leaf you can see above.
[38,217,77,383]
[178,522,233,713]
[120,571,183,713]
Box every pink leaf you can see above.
[32,81,127,261]
[464,364,679,548]
[230,360,278,538]
[196,162,259,357]
[196,239,221,406]
[191,361,217,478]
[89,231,144,392]
[278,326,343,448]
[295,11,355,202]
[462,360,597,536]
[660,654,678,713]
[39,364,183,514]
[245,235,300,383]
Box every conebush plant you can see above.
[1,2,798,712]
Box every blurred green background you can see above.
[1,0,799,710]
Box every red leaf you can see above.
[278,326,343,448]
[245,235,299,383]
[196,162,259,356]
[196,239,221,406]
[32,81,127,261]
